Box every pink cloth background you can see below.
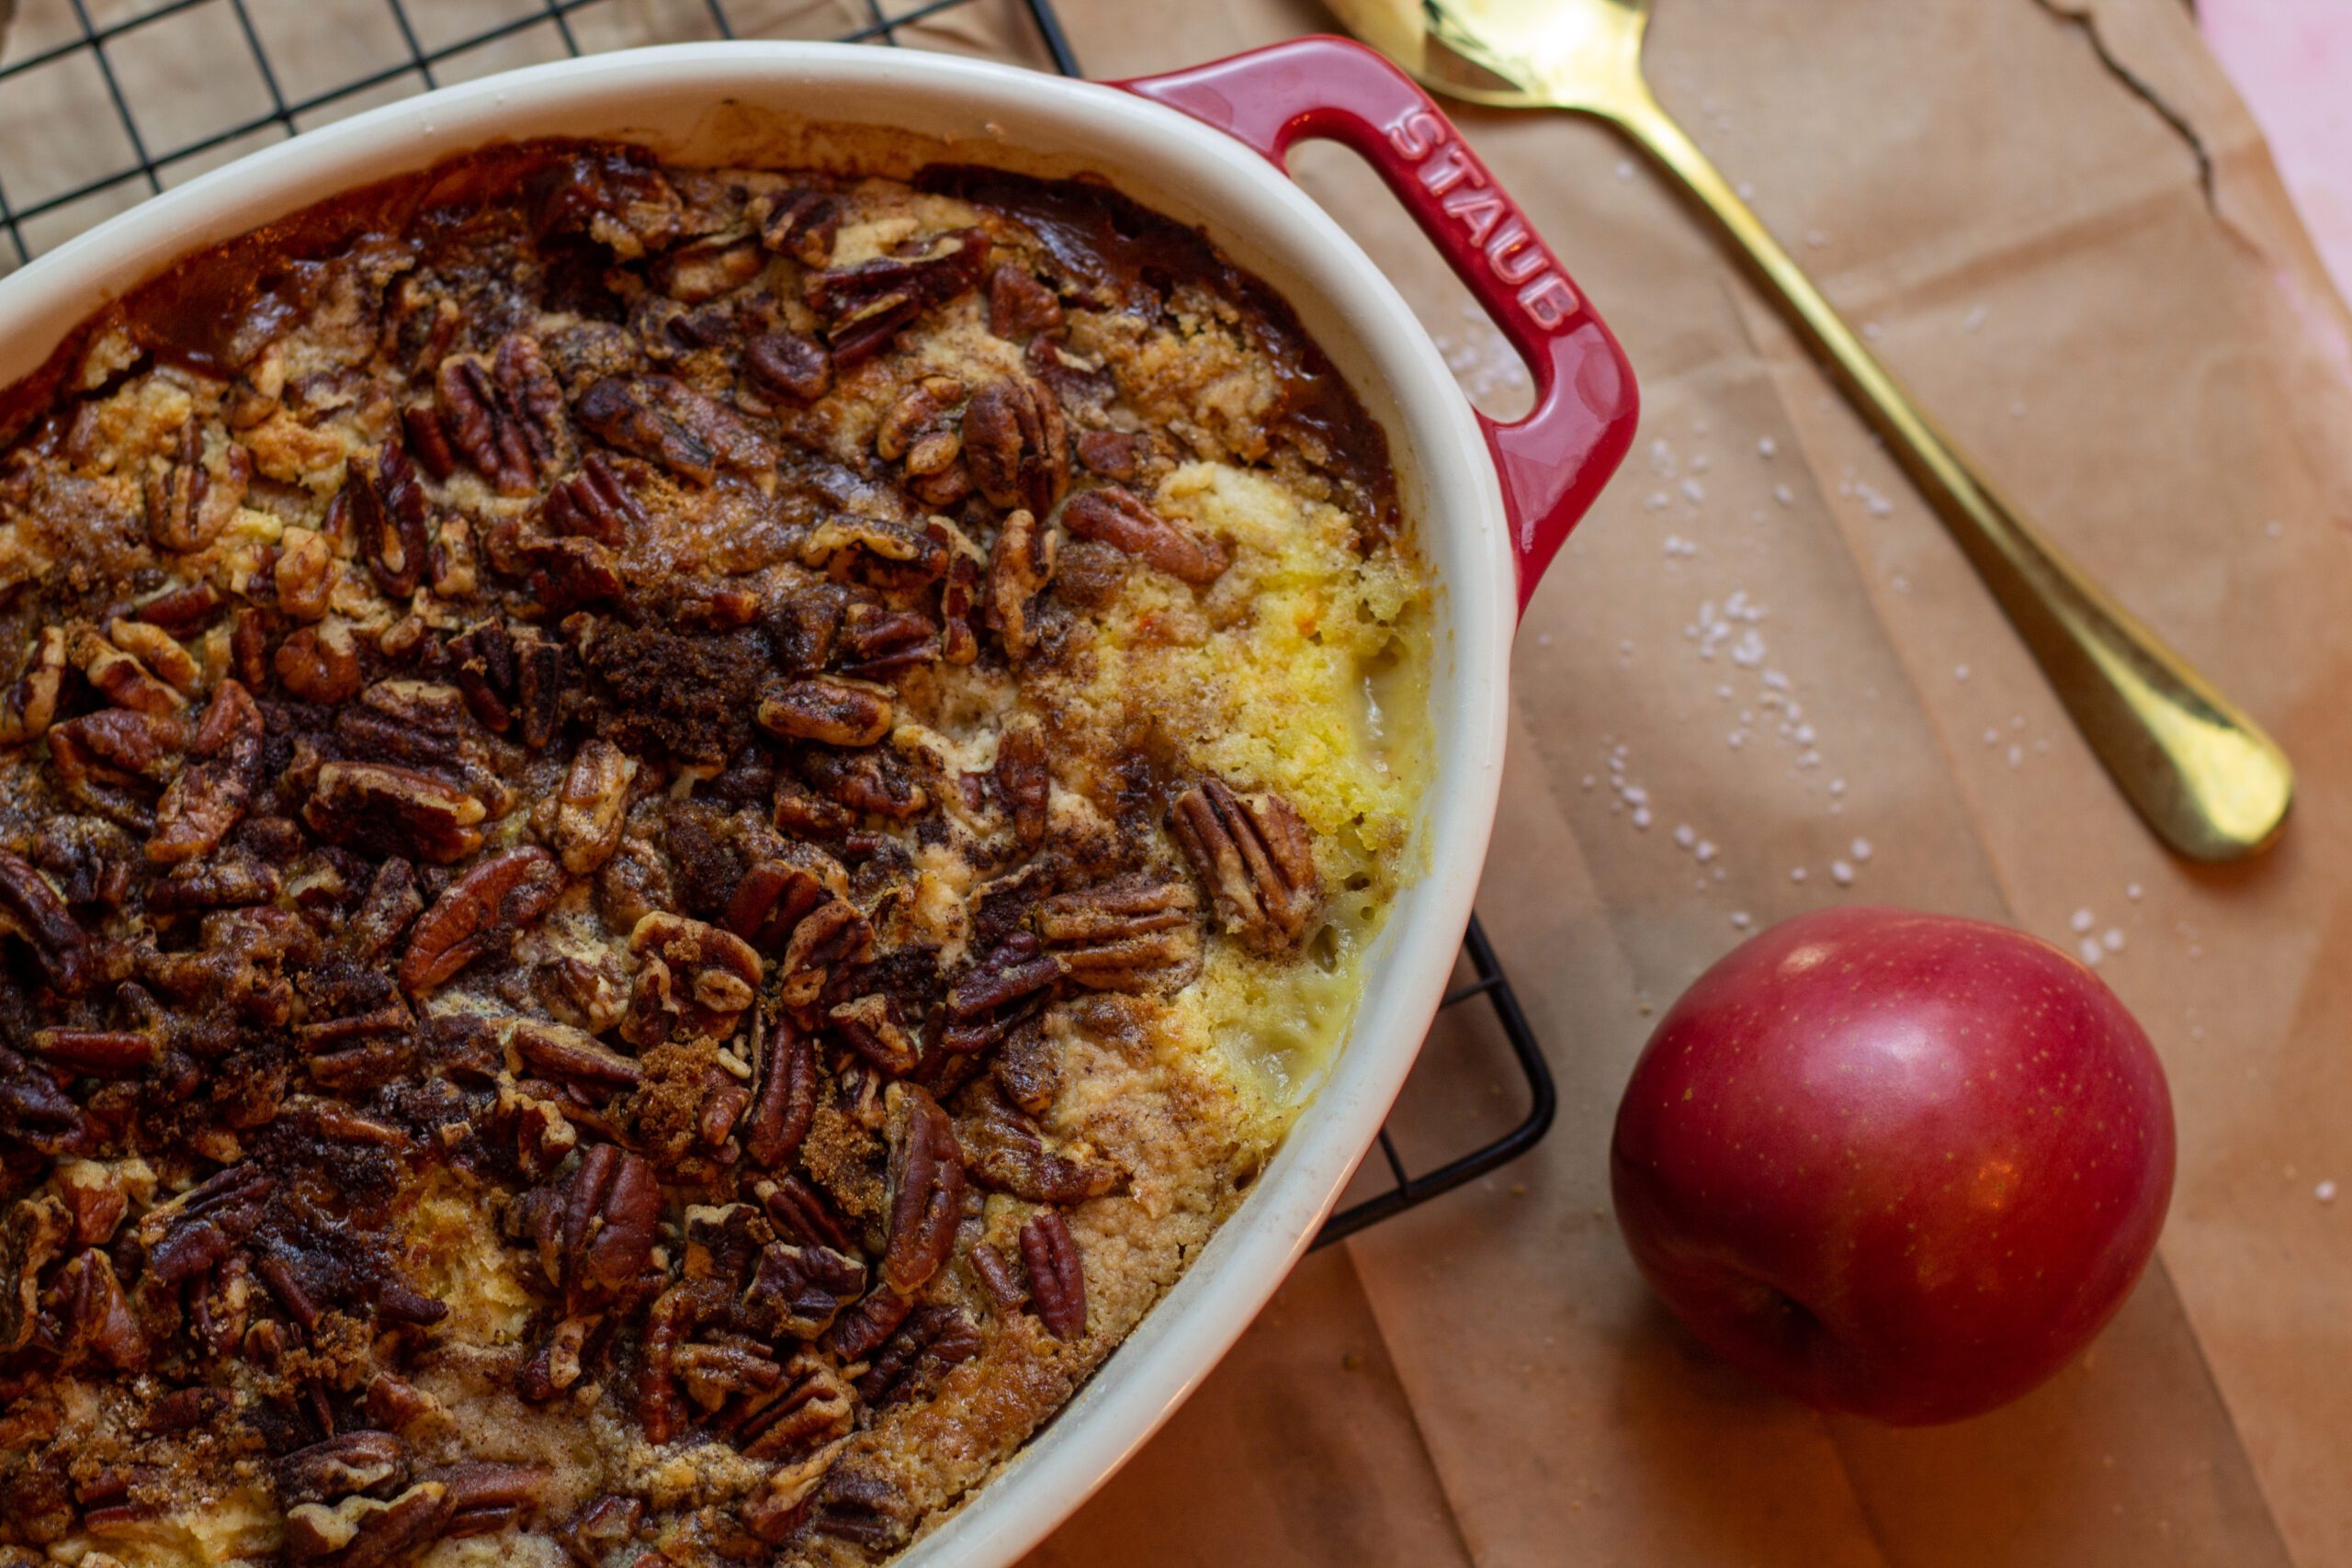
[2203,0,2352,300]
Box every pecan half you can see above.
[1035,872,1202,992]
[743,330,832,405]
[275,620,364,705]
[960,1081,1122,1204]
[876,375,965,476]
[756,187,842,266]
[145,420,243,552]
[0,1195,68,1351]
[943,932,1059,1052]
[1169,779,1323,953]
[987,265,1063,339]
[511,1021,642,1094]
[435,355,536,495]
[136,1163,272,1288]
[0,850,91,996]
[854,1303,982,1405]
[0,627,67,745]
[147,678,261,865]
[1074,427,1141,480]
[756,678,893,749]
[107,619,199,695]
[984,507,1056,660]
[304,762,487,864]
[46,709,186,830]
[742,1242,867,1344]
[574,375,767,485]
[964,378,1069,516]
[346,445,435,602]
[622,911,763,1048]
[878,1084,962,1298]
[743,1010,819,1169]
[275,526,337,621]
[1061,485,1227,583]
[543,452,646,547]
[276,1431,409,1510]
[992,714,1050,847]
[1021,1209,1087,1340]
[281,1478,450,1568]
[75,627,186,716]
[828,993,920,1077]
[652,233,763,303]
[519,1145,663,1314]
[400,847,565,993]
[553,739,639,874]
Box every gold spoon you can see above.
[1326,0,2292,862]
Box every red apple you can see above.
[1610,905,2175,1425]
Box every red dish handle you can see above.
[1114,36,1640,616]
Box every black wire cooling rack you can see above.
[0,0,1555,1246]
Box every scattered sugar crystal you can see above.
[1680,478,1707,503]
[1793,723,1816,744]
[1673,824,1696,848]
[1890,573,1912,594]
[1737,180,1757,200]
[1804,230,1829,248]
[2266,519,2284,538]
[1580,774,1595,790]
[2007,744,2025,768]
[2102,928,2125,953]
[1827,778,1846,795]
[1984,728,2001,746]
[2127,883,2143,900]
[1849,838,1872,862]
[2077,938,2105,966]
[1648,437,1676,475]
[1862,321,1883,341]
[1616,159,1636,181]
[1963,304,1990,332]
[1717,684,1734,701]
[2010,400,2028,419]
[1690,454,1712,474]
[1758,436,1779,457]
[1535,632,1555,649]
[2070,908,2096,933]
[2012,714,2027,729]
[1726,731,1747,750]
[1695,840,1718,863]
[1773,483,1796,506]
[1831,860,1856,886]
[1790,867,1808,883]
[1954,663,1971,682]
[1858,484,1895,517]
[1693,419,1711,438]
[1631,807,1653,829]
[2318,1180,2338,1203]
[1730,911,1753,930]
[1645,490,1673,511]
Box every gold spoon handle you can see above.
[1611,90,2291,860]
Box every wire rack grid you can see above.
[0,0,1554,1247]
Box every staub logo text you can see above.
[1383,108,1579,331]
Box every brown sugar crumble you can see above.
[0,140,1430,1566]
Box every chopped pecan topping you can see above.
[1061,484,1228,583]
[1169,778,1324,953]
[400,846,564,993]
[146,678,261,865]
[275,526,337,621]
[276,1431,409,1510]
[1074,426,1142,480]
[984,507,1056,660]
[0,1195,69,1352]
[829,993,921,1077]
[1021,1209,1088,1340]
[968,1242,1025,1311]
[304,762,487,864]
[963,378,1069,516]
[995,1016,1062,1117]
[808,228,990,363]
[75,626,186,716]
[755,677,894,749]
[512,1020,642,1093]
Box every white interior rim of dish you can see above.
[0,43,1521,1568]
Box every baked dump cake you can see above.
[0,141,1429,1565]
